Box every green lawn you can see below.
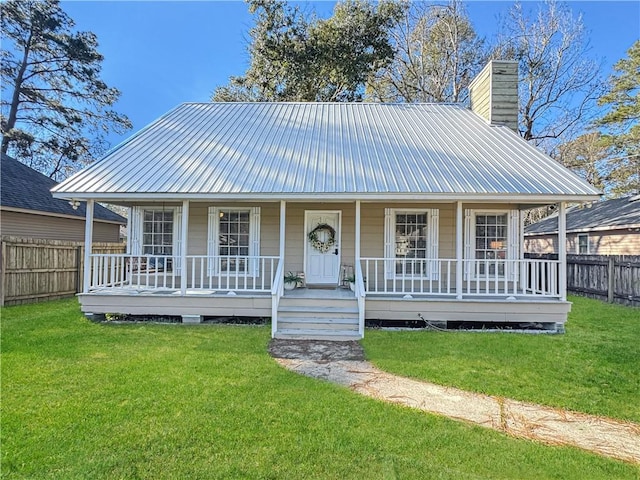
[2,298,639,479]
[363,295,640,423]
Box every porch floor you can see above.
[85,286,561,303]
[87,287,270,297]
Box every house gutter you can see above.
[52,191,601,205]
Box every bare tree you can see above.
[494,1,603,151]
[369,0,485,103]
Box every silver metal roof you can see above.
[53,102,600,201]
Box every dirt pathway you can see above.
[269,339,640,465]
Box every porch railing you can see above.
[186,255,279,292]
[88,254,279,293]
[360,258,560,298]
[271,260,285,337]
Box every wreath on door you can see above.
[308,223,336,253]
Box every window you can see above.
[384,208,439,279]
[142,210,174,256]
[475,213,508,276]
[218,210,250,272]
[464,209,520,280]
[395,212,428,275]
[577,234,589,254]
[208,207,260,275]
[128,206,182,273]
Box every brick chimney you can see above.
[468,60,519,132]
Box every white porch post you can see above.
[180,200,189,295]
[456,201,463,299]
[279,200,286,262]
[355,200,364,336]
[558,201,567,301]
[273,200,286,338]
[82,199,94,293]
[355,201,361,264]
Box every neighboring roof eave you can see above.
[0,205,126,225]
[525,223,640,236]
[525,196,640,235]
[1,154,126,223]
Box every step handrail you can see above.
[271,258,285,337]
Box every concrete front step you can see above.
[278,317,359,331]
[278,305,359,318]
[276,295,360,340]
[274,329,362,341]
[278,297,357,309]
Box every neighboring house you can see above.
[1,154,126,242]
[525,196,640,255]
[52,61,599,339]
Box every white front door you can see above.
[305,211,341,285]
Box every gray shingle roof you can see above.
[525,196,640,235]
[52,102,599,201]
[1,154,126,223]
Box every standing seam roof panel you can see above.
[52,102,600,197]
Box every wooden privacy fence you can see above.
[566,254,640,306]
[0,236,125,306]
[527,253,640,307]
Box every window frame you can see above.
[466,209,519,280]
[141,208,176,257]
[384,208,439,280]
[128,205,182,274]
[577,233,590,254]
[208,206,261,277]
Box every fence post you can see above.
[76,245,83,293]
[607,257,615,303]
[0,240,6,307]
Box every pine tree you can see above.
[1,0,131,178]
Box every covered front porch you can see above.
[79,198,571,338]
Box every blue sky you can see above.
[60,1,640,149]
